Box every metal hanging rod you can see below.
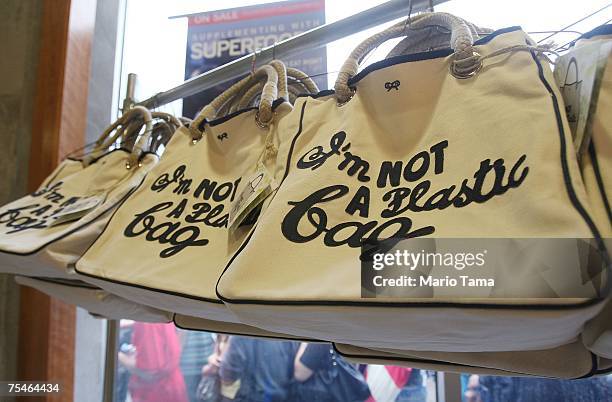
[138,0,449,109]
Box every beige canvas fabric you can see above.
[173,314,318,341]
[560,25,612,364]
[583,298,612,359]
[387,20,612,368]
[569,26,612,237]
[39,159,86,189]
[217,13,608,352]
[74,64,304,328]
[600,357,612,371]
[333,342,594,379]
[0,108,160,278]
[15,276,171,322]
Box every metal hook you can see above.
[401,0,414,37]
[538,3,612,44]
[272,41,277,60]
[251,49,260,76]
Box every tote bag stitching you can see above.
[332,344,598,380]
[75,266,225,304]
[30,277,100,290]
[529,49,611,302]
[529,50,604,243]
[172,313,321,342]
[587,140,612,223]
[579,24,612,41]
[205,107,258,128]
[595,365,612,375]
[216,47,609,310]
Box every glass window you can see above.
[112,320,438,402]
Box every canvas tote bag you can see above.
[15,275,171,322]
[217,12,609,352]
[559,25,612,364]
[0,107,161,278]
[566,25,612,236]
[173,63,321,337]
[74,64,306,328]
[228,63,320,110]
[326,22,610,380]
[329,22,611,379]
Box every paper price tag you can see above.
[50,194,105,226]
[228,167,273,234]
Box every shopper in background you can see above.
[114,321,134,402]
[293,342,371,402]
[118,322,188,402]
[219,336,298,402]
[179,329,215,402]
[197,334,229,402]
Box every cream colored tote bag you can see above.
[330,23,612,379]
[173,64,320,337]
[75,64,303,327]
[15,276,171,322]
[173,314,317,341]
[218,13,609,352]
[557,24,612,366]
[333,342,597,379]
[0,107,161,278]
[565,25,612,237]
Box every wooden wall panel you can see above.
[18,1,97,401]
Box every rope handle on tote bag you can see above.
[287,67,319,94]
[126,111,183,155]
[334,12,479,104]
[190,64,278,140]
[84,106,154,167]
[112,111,181,151]
[234,65,320,110]
[286,71,321,103]
[151,111,183,129]
[230,60,289,112]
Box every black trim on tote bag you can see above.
[332,344,600,380]
[216,28,610,310]
[74,102,295,306]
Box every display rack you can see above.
[130,0,449,109]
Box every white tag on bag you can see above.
[227,166,273,234]
[49,194,105,226]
